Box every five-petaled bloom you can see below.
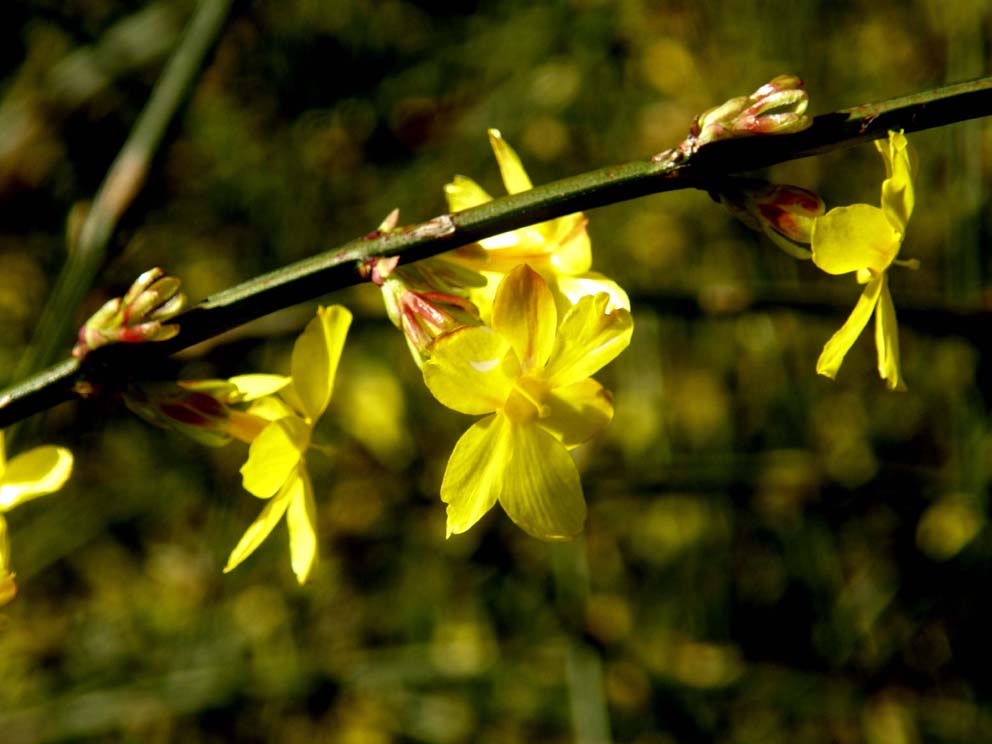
[423,264,632,539]
[0,430,73,604]
[225,305,351,584]
[812,130,917,390]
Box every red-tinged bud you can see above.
[658,75,811,164]
[73,268,187,359]
[714,178,824,260]
[124,382,267,447]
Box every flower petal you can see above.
[489,129,533,195]
[811,204,901,275]
[546,214,592,275]
[441,414,509,536]
[556,272,631,311]
[240,417,308,499]
[223,476,294,574]
[0,446,73,511]
[228,374,291,402]
[877,130,915,232]
[816,276,883,380]
[543,293,633,388]
[874,276,905,391]
[492,264,557,370]
[539,378,614,448]
[499,423,586,540]
[291,305,351,422]
[444,175,492,213]
[286,468,318,584]
[0,515,14,606]
[424,326,516,414]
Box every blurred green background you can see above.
[1,1,991,741]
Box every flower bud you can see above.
[73,268,187,359]
[667,75,811,162]
[715,178,824,259]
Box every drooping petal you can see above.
[223,475,294,574]
[228,374,292,402]
[539,378,614,448]
[816,276,884,380]
[877,130,915,233]
[489,129,533,195]
[240,417,308,499]
[811,204,901,275]
[874,276,905,391]
[444,175,493,213]
[0,446,73,511]
[498,423,586,540]
[555,272,631,311]
[543,293,633,388]
[424,326,517,414]
[492,264,557,370]
[291,305,352,422]
[286,468,318,584]
[441,414,510,536]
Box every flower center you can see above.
[502,375,551,424]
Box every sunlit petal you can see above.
[247,396,297,422]
[223,476,294,573]
[546,215,592,274]
[441,414,509,536]
[544,294,633,388]
[488,129,533,195]
[240,417,308,499]
[0,446,73,510]
[444,175,493,213]
[286,469,318,584]
[499,423,586,540]
[877,130,915,233]
[556,272,631,311]
[539,378,614,448]
[424,326,516,414]
[811,204,901,275]
[228,374,291,402]
[816,276,883,379]
[291,305,351,422]
[492,264,557,370]
[874,277,905,391]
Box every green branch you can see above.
[1,76,991,428]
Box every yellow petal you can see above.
[240,417,308,499]
[877,130,915,232]
[811,204,901,275]
[543,293,633,388]
[0,446,73,511]
[492,264,557,370]
[488,129,533,194]
[223,474,294,573]
[424,326,517,414]
[247,396,297,422]
[444,175,492,213]
[228,374,291,402]
[441,414,509,536]
[874,277,905,391]
[546,214,592,275]
[539,378,614,448]
[498,422,585,540]
[291,305,351,422]
[555,272,631,311]
[816,276,883,379]
[0,515,13,606]
[286,468,318,584]
[0,431,7,473]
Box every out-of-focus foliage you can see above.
[1,0,992,742]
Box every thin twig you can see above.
[1,76,991,427]
[11,0,233,392]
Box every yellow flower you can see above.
[224,306,351,584]
[445,129,629,318]
[0,431,73,605]
[811,130,917,390]
[423,264,632,539]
